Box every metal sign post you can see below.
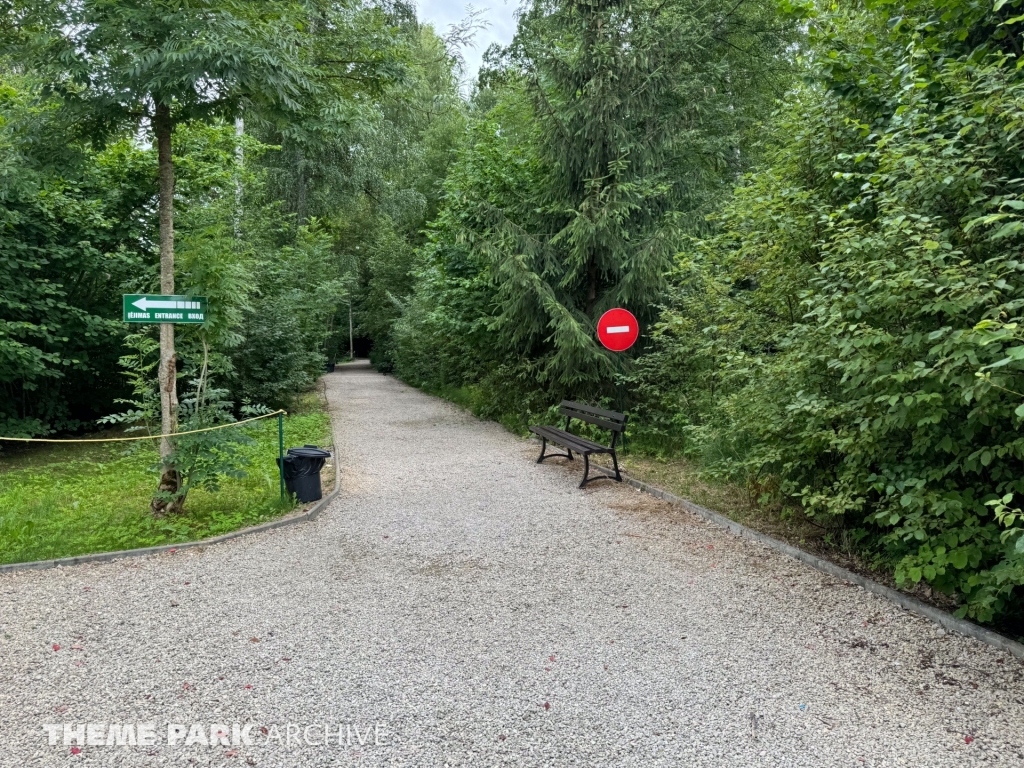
[278,412,285,500]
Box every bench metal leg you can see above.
[537,437,573,464]
[578,452,623,488]
[579,454,590,488]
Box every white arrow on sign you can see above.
[132,297,202,311]
[605,325,631,334]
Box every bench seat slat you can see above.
[528,426,609,454]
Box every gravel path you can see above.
[2,360,1023,767]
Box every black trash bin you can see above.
[277,446,332,502]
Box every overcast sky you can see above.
[416,0,520,85]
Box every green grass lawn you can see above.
[0,395,332,565]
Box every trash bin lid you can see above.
[286,446,332,459]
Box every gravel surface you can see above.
[2,360,1023,767]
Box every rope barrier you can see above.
[0,409,288,443]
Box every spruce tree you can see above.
[478,0,796,390]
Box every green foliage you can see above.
[96,333,161,438]
[316,20,468,370]
[0,408,329,565]
[394,0,799,402]
[232,223,346,406]
[0,76,153,437]
[159,386,256,507]
[99,333,262,511]
[1,0,394,142]
[0,3,465,445]
[632,0,1024,622]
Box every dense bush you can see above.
[0,78,153,436]
[231,305,324,408]
[632,1,1024,622]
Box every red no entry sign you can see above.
[597,308,639,352]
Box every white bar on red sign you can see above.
[606,325,631,334]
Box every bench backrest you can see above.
[558,400,628,434]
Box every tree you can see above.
[437,0,798,393]
[4,0,399,513]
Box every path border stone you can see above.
[588,464,1024,660]
[0,447,341,576]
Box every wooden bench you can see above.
[529,401,627,488]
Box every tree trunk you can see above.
[152,102,182,516]
[234,116,244,238]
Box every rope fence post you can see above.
[278,412,285,500]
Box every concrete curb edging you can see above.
[0,455,341,576]
[600,468,1024,660]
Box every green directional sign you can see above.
[122,294,208,324]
